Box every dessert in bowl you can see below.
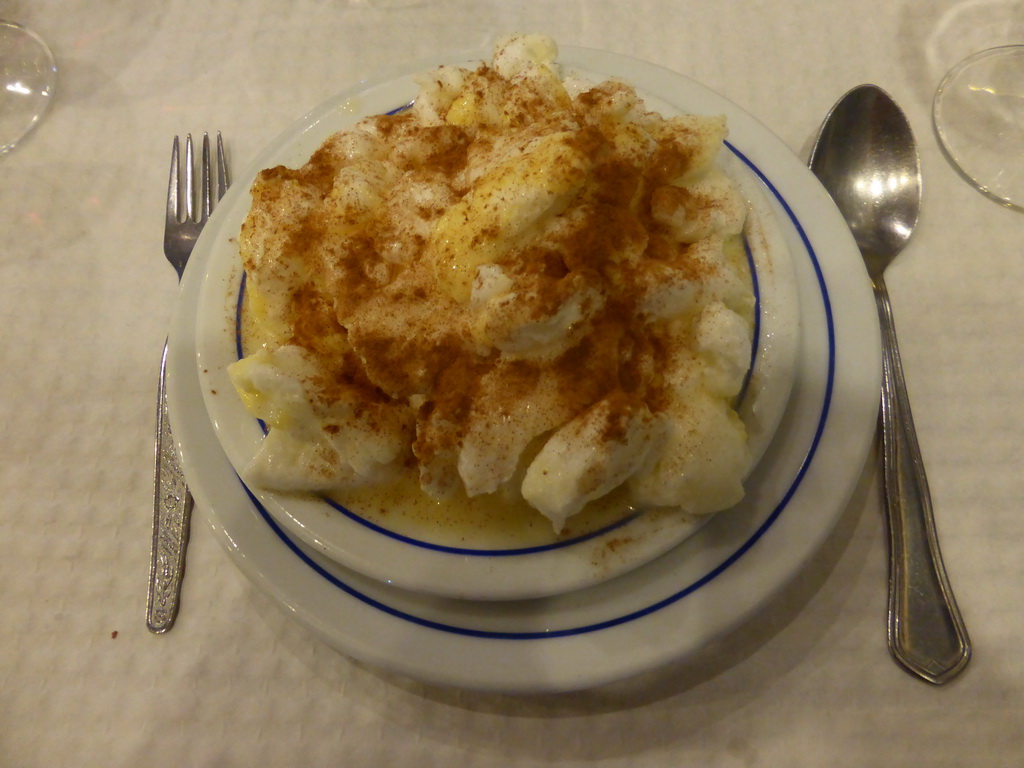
[195,35,799,600]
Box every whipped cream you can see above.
[229,34,755,532]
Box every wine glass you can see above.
[932,44,1024,212]
[0,20,57,155]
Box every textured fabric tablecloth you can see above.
[3,0,1023,765]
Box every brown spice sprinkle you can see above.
[232,36,752,526]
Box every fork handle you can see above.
[875,280,970,684]
[146,340,194,633]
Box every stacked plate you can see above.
[167,45,881,694]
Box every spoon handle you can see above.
[874,280,971,684]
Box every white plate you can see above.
[192,48,801,601]
[168,44,880,693]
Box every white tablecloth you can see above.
[3,1,1023,765]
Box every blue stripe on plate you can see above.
[234,142,837,640]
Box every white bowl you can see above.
[192,47,801,602]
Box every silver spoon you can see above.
[809,84,971,684]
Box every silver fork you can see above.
[147,133,228,633]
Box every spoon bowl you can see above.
[809,85,920,280]
[809,85,971,685]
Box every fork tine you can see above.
[166,136,180,226]
[184,134,195,222]
[200,132,213,221]
[216,132,228,201]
